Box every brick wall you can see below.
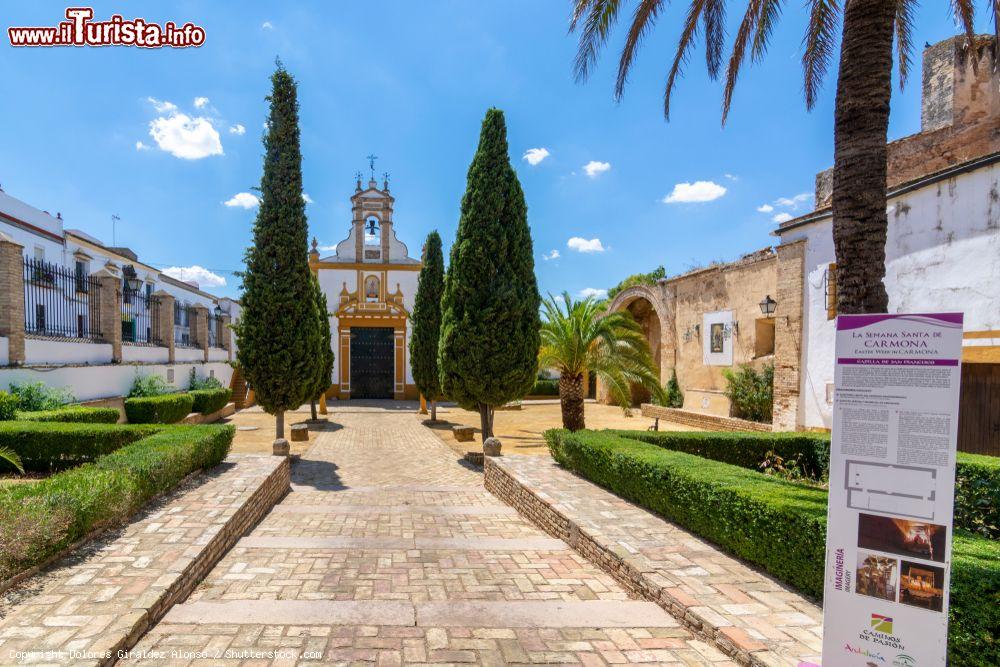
[0,233,25,365]
[772,241,805,431]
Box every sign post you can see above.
[821,313,963,667]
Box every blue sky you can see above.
[0,1,984,300]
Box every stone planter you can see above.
[483,437,502,457]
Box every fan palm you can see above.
[0,446,24,475]
[569,0,994,314]
[539,292,664,431]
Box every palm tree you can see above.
[539,292,664,431]
[0,446,24,475]
[569,0,991,314]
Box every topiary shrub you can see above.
[955,452,1000,539]
[0,422,155,471]
[722,363,773,423]
[124,393,194,424]
[17,407,120,424]
[189,388,232,415]
[529,379,560,396]
[0,392,17,421]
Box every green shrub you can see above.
[124,393,194,424]
[612,430,830,481]
[8,381,74,411]
[189,388,232,415]
[16,407,119,424]
[0,424,233,581]
[0,422,156,471]
[0,392,17,421]
[955,452,1000,539]
[189,369,224,391]
[722,363,773,423]
[127,373,171,398]
[529,379,560,396]
[654,370,683,408]
[545,429,998,665]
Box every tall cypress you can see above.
[409,230,445,421]
[307,273,334,420]
[236,62,318,442]
[439,108,540,440]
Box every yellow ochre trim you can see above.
[313,261,421,271]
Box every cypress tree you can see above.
[409,230,445,422]
[439,108,540,441]
[236,62,318,443]
[307,273,334,421]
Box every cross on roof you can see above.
[366,154,378,179]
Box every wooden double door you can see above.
[350,327,395,399]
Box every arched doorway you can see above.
[603,285,672,406]
[625,297,661,404]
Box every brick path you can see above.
[131,405,731,665]
[485,456,823,667]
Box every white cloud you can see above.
[583,161,611,178]
[567,237,605,253]
[662,180,727,204]
[579,287,608,300]
[148,112,223,160]
[224,192,259,209]
[542,249,560,261]
[724,173,738,181]
[193,96,210,109]
[135,141,150,151]
[229,124,246,135]
[756,203,774,213]
[774,192,812,209]
[146,96,177,113]
[261,21,273,30]
[523,148,550,166]
[773,212,794,224]
[302,193,314,204]
[318,243,338,252]
[162,265,226,288]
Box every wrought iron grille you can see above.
[122,287,160,345]
[174,302,195,347]
[207,313,221,348]
[23,257,102,340]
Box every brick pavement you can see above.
[130,406,729,665]
[484,456,823,667]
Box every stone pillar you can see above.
[0,233,26,365]
[220,314,233,361]
[191,304,210,362]
[152,290,175,364]
[772,240,806,431]
[92,268,122,363]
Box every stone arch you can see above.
[603,284,675,404]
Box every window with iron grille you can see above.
[174,302,193,346]
[23,257,101,340]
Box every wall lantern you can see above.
[759,295,777,318]
[122,265,142,292]
[213,304,224,318]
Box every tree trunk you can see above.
[276,410,285,439]
[430,400,437,423]
[310,399,317,421]
[831,0,894,314]
[559,373,586,431]
[479,402,493,441]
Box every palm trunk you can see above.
[559,373,586,431]
[276,410,285,440]
[479,402,493,441]
[831,0,894,314]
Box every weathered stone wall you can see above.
[772,241,805,431]
[641,404,773,432]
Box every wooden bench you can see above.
[290,423,310,442]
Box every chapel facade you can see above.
[310,172,421,400]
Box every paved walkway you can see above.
[131,404,729,665]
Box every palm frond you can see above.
[615,0,667,100]
[0,446,24,475]
[894,0,916,89]
[950,0,977,51]
[751,0,784,63]
[663,0,709,120]
[572,0,625,83]
[802,0,842,110]
[722,0,764,123]
[703,0,727,79]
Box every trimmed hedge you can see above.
[529,379,560,396]
[0,392,17,421]
[0,424,233,582]
[0,422,157,471]
[124,393,194,424]
[955,452,1000,539]
[16,407,120,424]
[545,429,998,665]
[190,388,232,415]
[612,430,830,481]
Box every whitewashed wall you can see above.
[780,162,1000,429]
[0,362,234,402]
[121,345,171,364]
[24,339,113,365]
[175,347,205,363]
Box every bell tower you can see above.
[349,158,395,263]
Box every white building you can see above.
[311,174,422,400]
[0,188,240,401]
[775,35,999,454]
